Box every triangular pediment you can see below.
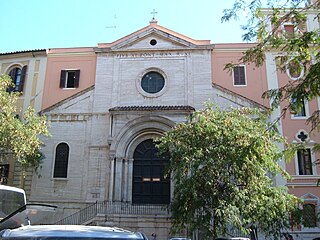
[301,192,319,201]
[96,21,211,52]
[111,29,197,50]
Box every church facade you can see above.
[28,19,269,238]
[1,13,319,240]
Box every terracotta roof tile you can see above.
[0,49,46,56]
[109,105,195,112]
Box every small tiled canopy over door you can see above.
[132,139,170,204]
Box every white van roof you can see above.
[0,185,26,194]
[0,225,148,239]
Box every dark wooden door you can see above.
[132,139,170,204]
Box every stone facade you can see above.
[29,21,265,238]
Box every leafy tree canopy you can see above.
[0,74,49,170]
[222,0,320,131]
[157,106,299,239]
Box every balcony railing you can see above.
[55,201,170,225]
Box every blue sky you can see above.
[0,0,247,53]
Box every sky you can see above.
[0,0,248,53]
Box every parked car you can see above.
[169,238,191,240]
[0,225,148,239]
[215,238,250,240]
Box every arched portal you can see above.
[132,139,170,204]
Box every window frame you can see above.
[302,203,318,228]
[232,65,247,86]
[7,65,27,92]
[286,58,305,80]
[282,22,295,38]
[291,98,309,119]
[0,164,10,185]
[294,147,317,176]
[53,142,70,179]
[136,68,168,98]
[59,69,80,89]
[141,71,165,94]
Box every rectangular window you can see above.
[292,98,307,117]
[0,164,9,184]
[53,143,69,178]
[302,204,317,227]
[294,101,306,117]
[284,24,295,38]
[59,70,80,89]
[233,66,246,86]
[297,149,313,175]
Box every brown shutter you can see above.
[239,66,245,85]
[60,70,67,88]
[234,67,240,85]
[18,65,27,92]
[9,68,17,80]
[7,68,17,92]
[74,70,80,88]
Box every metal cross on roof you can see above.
[151,9,158,19]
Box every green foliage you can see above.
[0,74,49,170]
[222,0,320,131]
[157,106,300,239]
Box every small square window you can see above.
[233,66,246,86]
[284,24,295,38]
[59,70,80,89]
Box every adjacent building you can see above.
[0,49,47,192]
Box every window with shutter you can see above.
[59,69,80,89]
[7,66,27,92]
[233,66,246,86]
[297,148,313,175]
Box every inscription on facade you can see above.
[116,52,191,58]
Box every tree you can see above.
[222,0,320,131]
[0,74,49,176]
[157,106,299,239]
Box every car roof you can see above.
[0,225,147,239]
[169,238,191,240]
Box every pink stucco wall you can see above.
[42,48,96,110]
[211,44,269,107]
[212,44,320,196]
[277,70,320,177]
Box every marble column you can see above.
[122,159,129,201]
[127,159,134,203]
[108,157,115,201]
[114,158,123,201]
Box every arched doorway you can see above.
[132,139,170,204]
